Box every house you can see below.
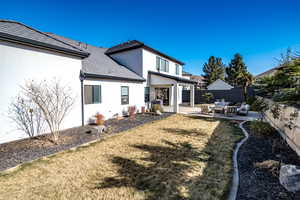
[182,71,206,89]
[0,20,196,143]
[182,71,193,79]
[206,79,234,90]
[255,67,279,79]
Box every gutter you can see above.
[84,72,146,82]
[79,70,86,126]
[148,71,197,84]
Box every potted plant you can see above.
[128,106,137,119]
[95,113,105,125]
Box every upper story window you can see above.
[121,86,129,105]
[84,85,101,104]
[156,56,169,72]
[175,64,180,75]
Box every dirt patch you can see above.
[237,121,300,200]
[0,113,172,171]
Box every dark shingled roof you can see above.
[46,33,145,82]
[106,40,185,65]
[0,19,89,58]
[182,71,192,76]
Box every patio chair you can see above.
[214,100,229,113]
[199,105,211,114]
[237,103,250,116]
[224,106,237,117]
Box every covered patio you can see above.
[148,71,197,113]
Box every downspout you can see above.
[79,70,85,126]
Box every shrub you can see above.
[246,96,257,107]
[250,121,276,137]
[9,96,46,138]
[273,88,300,102]
[202,92,214,103]
[270,103,282,119]
[254,160,280,176]
[151,104,163,113]
[251,98,269,120]
[23,79,75,142]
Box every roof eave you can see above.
[149,71,197,84]
[106,43,185,65]
[83,72,146,82]
[0,32,90,58]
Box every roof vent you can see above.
[77,42,87,49]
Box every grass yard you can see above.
[0,115,243,200]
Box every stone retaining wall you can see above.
[263,98,300,156]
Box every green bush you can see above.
[151,104,163,113]
[246,96,257,107]
[250,121,276,137]
[273,88,300,102]
[202,92,214,103]
[251,98,269,112]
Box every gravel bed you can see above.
[237,121,300,200]
[0,113,173,171]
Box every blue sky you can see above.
[1,0,300,76]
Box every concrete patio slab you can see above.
[163,105,261,121]
[187,111,261,121]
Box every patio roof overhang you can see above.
[148,71,197,85]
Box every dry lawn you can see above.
[0,115,243,200]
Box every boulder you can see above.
[88,116,97,125]
[93,125,107,135]
[279,164,300,192]
[156,110,162,116]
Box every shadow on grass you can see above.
[95,119,243,200]
[161,128,207,137]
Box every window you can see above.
[84,85,101,104]
[176,64,180,75]
[156,56,169,72]
[144,87,150,102]
[121,86,129,105]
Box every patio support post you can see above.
[174,83,179,113]
[190,85,195,107]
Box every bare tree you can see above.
[23,79,75,142]
[9,96,45,138]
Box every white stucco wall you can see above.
[104,47,184,106]
[0,41,82,144]
[83,79,145,122]
[143,49,183,104]
[110,48,143,77]
[142,49,182,78]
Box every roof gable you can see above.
[207,79,233,90]
[106,40,185,65]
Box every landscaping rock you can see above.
[156,110,162,115]
[280,165,300,192]
[93,125,107,134]
[0,113,173,171]
[237,121,300,199]
[88,116,97,125]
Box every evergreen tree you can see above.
[226,53,247,86]
[202,56,225,85]
[226,53,254,100]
